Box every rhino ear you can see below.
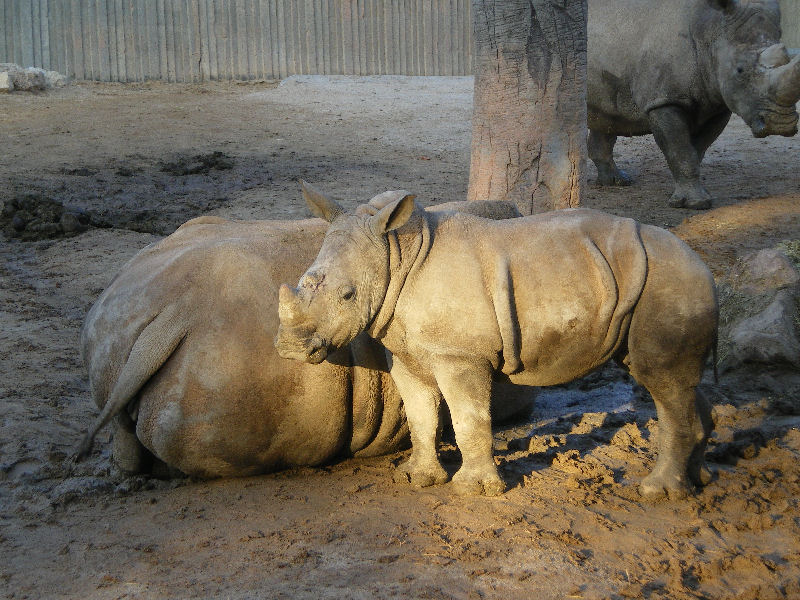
[300,180,344,223]
[369,194,416,236]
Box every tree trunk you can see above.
[468,0,587,214]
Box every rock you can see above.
[730,290,800,367]
[12,67,46,92]
[0,71,12,93]
[732,248,800,294]
[44,70,68,88]
[0,63,67,91]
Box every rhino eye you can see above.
[340,286,356,301]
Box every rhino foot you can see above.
[111,425,152,474]
[393,458,449,488]
[639,469,693,501]
[688,460,714,487]
[596,166,633,187]
[451,468,505,496]
[668,185,712,210]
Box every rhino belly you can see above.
[134,331,353,478]
[588,72,651,136]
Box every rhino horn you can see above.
[770,53,800,106]
[278,284,304,325]
[759,43,790,69]
[300,180,344,223]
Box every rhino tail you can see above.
[75,304,188,461]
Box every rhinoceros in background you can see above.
[588,0,800,208]
[277,183,718,499]
[78,196,527,478]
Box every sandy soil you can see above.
[1,77,799,600]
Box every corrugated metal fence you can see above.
[1,1,799,82]
[0,0,473,81]
[781,0,800,48]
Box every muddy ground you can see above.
[1,77,799,600]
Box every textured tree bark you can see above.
[468,0,587,214]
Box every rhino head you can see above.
[275,182,416,364]
[708,0,800,137]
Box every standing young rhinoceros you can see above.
[78,196,526,478]
[588,0,800,208]
[277,182,719,499]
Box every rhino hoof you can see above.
[668,189,712,210]
[611,169,633,186]
[596,168,633,187]
[451,470,506,496]
[689,462,714,487]
[392,460,448,488]
[685,197,712,210]
[639,472,692,501]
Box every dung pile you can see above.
[160,151,234,176]
[1,195,90,241]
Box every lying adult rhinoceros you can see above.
[77,195,526,478]
[277,182,718,499]
[588,0,800,208]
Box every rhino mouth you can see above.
[306,343,330,364]
[749,103,799,138]
[275,332,331,364]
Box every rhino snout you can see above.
[749,107,799,138]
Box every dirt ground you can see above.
[1,77,799,600]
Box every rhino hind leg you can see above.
[622,227,717,498]
[686,387,714,488]
[588,130,633,186]
[111,411,153,474]
[76,305,188,460]
[112,410,187,478]
[634,382,712,500]
[647,105,712,210]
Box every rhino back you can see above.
[588,0,712,133]
[395,210,650,386]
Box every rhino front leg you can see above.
[433,359,504,496]
[588,130,633,186]
[692,111,731,162]
[390,358,449,488]
[647,105,712,209]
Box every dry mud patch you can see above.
[1,78,799,599]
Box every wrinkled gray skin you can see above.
[77,199,527,478]
[277,182,719,499]
[588,0,800,208]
